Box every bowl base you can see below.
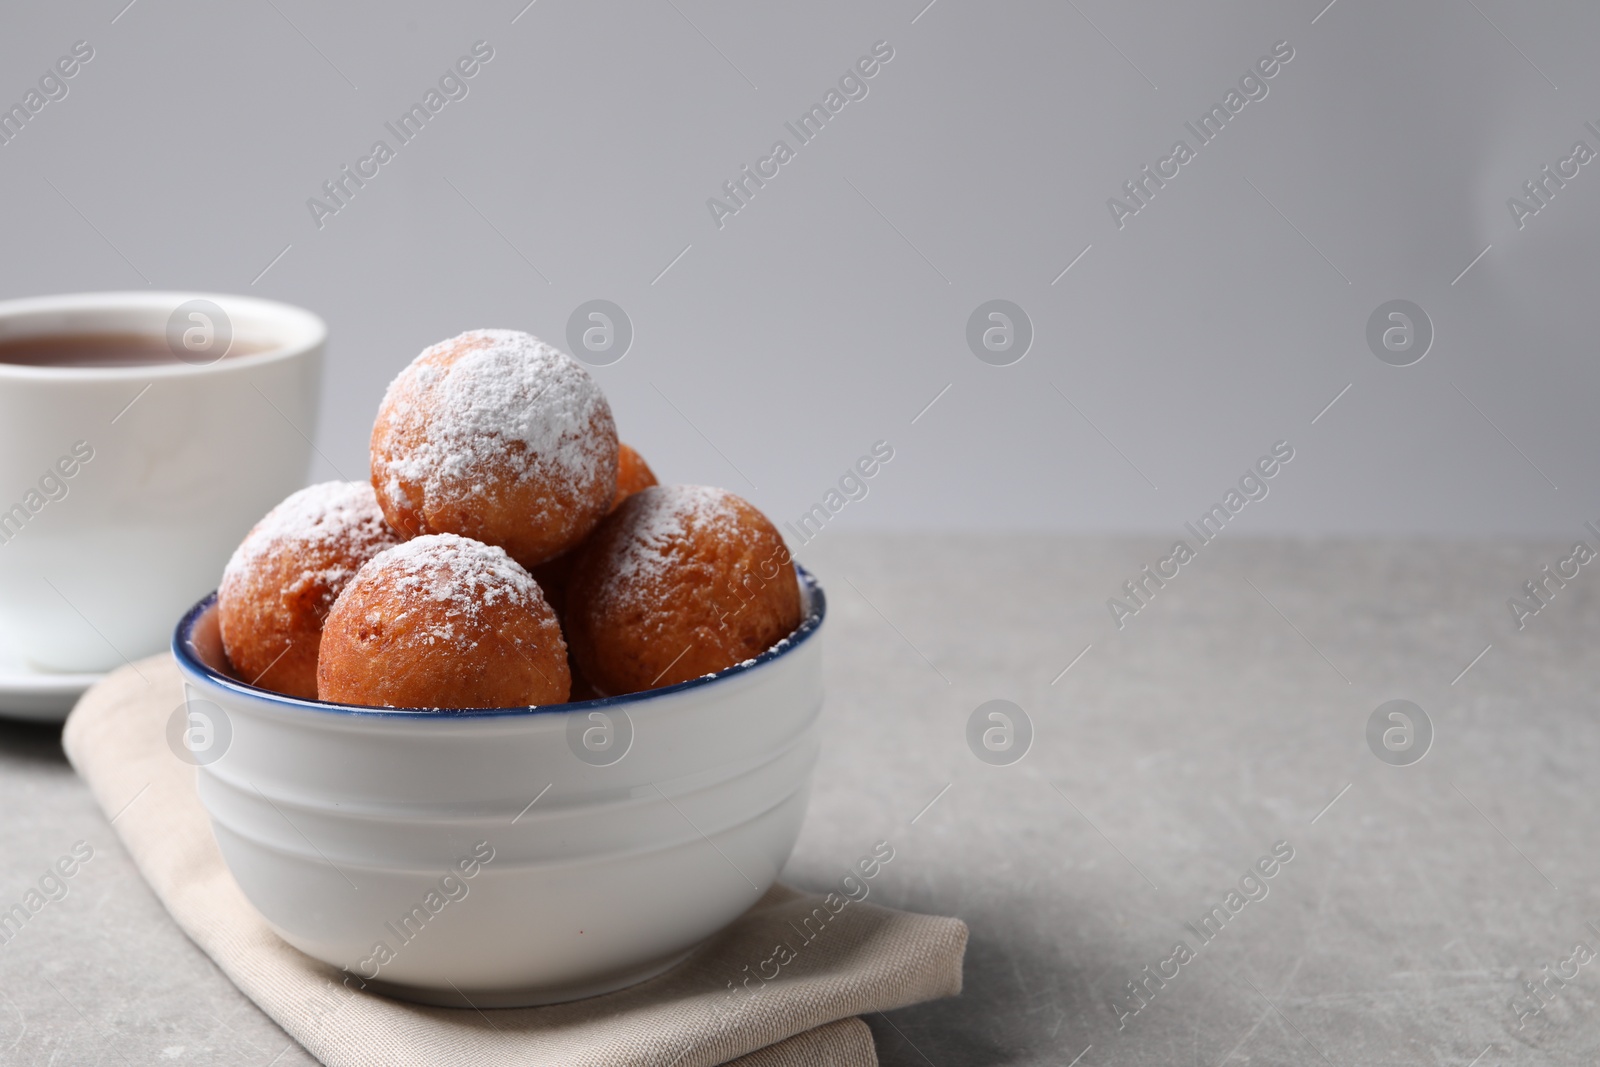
[362,946,698,1009]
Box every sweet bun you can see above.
[370,329,618,568]
[218,482,402,699]
[317,533,570,709]
[612,442,658,511]
[566,485,801,695]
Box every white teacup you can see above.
[0,292,324,673]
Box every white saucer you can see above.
[0,649,104,723]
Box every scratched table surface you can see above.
[1,533,1596,1065]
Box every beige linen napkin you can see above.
[62,655,966,1067]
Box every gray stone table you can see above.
[2,534,1597,1065]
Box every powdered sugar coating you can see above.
[349,533,544,648]
[223,481,399,608]
[370,329,618,566]
[589,485,744,615]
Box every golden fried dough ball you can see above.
[317,533,570,709]
[370,329,617,568]
[612,442,658,511]
[566,485,801,696]
[219,482,402,699]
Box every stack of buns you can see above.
[217,329,801,710]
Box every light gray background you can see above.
[1,0,1594,538]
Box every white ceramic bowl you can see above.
[172,568,825,1007]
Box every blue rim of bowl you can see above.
[171,565,825,719]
